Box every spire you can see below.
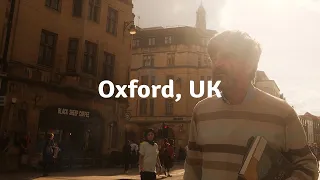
[196,1,206,30]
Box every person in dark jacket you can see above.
[123,140,132,174]
[161,139,174,177]
[42,133,55,177]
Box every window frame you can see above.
[88,0,101,22]
[66,38,79,72]
[167,53,175,66]
[148,37,156,46]
[103,52,115,81]
[106,6,118,36]
[142,55,154,67]
[165,36,173,44]
[45,0,61,11]
[83,40,97,75]
[139,99,148,115]
[38,29,58,67]
[165,99,174,115]
[72,0,83,17]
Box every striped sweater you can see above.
[184,85,319,180]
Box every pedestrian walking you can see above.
[42,133,55,177]
[160,139,174,177]
[139,128,162,180]
[184,30,319,180]
[130,141,139,167]
[123,140,131,174]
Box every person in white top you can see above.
[139,129,162,180]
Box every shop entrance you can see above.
[37,106,103,158]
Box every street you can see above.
[2,166,320,180]
[0,165,185,180]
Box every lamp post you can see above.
[123,21,136,143]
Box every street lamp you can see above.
[123,21,137,36]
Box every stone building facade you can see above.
[0,0,134,156]
[255,70,281,98]
[127,4,217,150]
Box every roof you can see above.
[302,112,320,122]
[255,70,269,81]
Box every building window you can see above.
[148,37,156,46]
[66,38,79,72]
[201,38,208,46]
[38,30,57,67]
[141,76,148,85]
[72,0,83,17]
[83,41,97,75]
[140,99,147,115]
[88,0,101,22]
[143,55,154,67]
[165,36,172,44]
[165,99,174,115]
[45,0,61,11]
[167,53,175,66]
[207,76,211,81]
[150,99,154,116]
[198,54,202,67]
[151,76,156,85]
[103,52,115,81]
[133,39,140,47]
[106,7,118,35]
[166,75,174,84]
[200,76,205,80]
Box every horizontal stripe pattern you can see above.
[184,87,319,180]
[188,142,247,155]
[186,158,242,172]
[197,110,286,126]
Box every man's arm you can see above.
[183,109,202,180]
[285,109,319,180]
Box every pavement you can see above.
[0,164,185,180]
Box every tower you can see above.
[196,1,206,30]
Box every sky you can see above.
[132,0,320,115]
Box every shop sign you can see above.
[57,108,90,118]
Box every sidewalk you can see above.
[0,163,185,180]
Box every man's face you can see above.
[210,45,255,91]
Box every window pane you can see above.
[67,53,76,70]
[88,5,93,19]
[38,46,44,61]
[73,0,83,16]
[45,48,52,63]
[69,39,78,50]
[41,33,46,44]
[52,0,59,9]
[93,7,99,21]
[47,35,54,46]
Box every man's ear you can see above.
[244,62,257,76]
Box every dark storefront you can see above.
[37,106,104,158]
